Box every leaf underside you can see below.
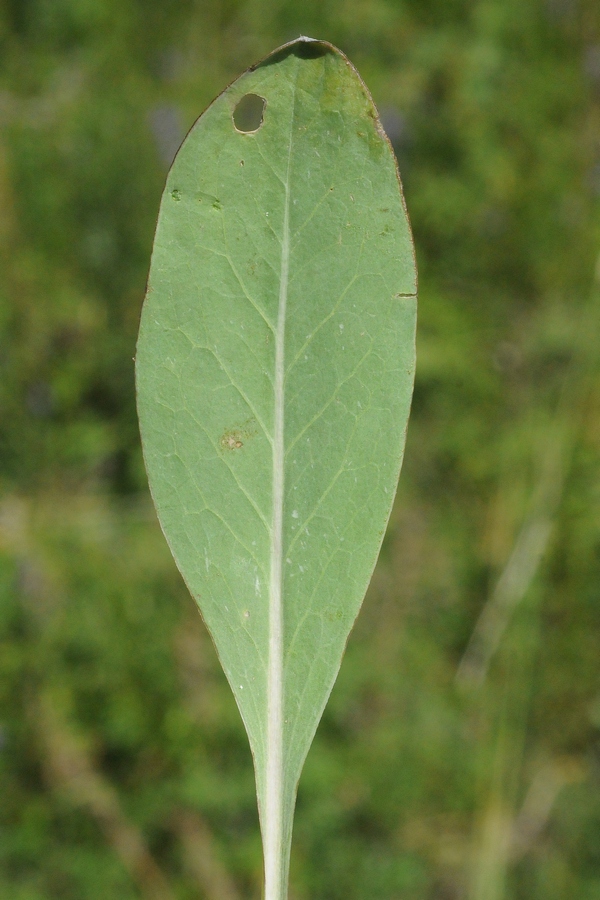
[136,36,416,898]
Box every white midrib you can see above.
[264,102,294,900]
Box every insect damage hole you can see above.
[233,94,266,133]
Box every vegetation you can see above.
[1,1,599,898]
[137,37,417,900]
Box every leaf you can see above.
[136,37,416,900]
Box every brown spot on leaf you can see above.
[219,418,258,452]
[220,432,244,450]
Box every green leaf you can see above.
[136,37,416,900]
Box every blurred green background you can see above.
[1,1,600,898]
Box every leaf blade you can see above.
[136,37,416,899]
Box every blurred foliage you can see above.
[1,0,600,898]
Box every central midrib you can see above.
[264,67,296,898]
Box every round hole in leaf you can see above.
[233,93,266,133]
